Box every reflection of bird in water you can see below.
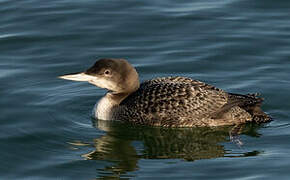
[60,58,271,127]
[69,120,262,178]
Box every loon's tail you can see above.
[228,93,272,123]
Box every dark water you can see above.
[1,0,290,179]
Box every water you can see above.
[1,0,290,179]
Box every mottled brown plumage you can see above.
[116,77,270,127]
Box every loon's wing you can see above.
[214,93,270,123]
[119,77,229,126]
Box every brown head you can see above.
[59,58,140,94]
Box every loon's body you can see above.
[60,58,271,127]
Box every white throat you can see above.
[93,95,116,120]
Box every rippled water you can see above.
[1,0,290,179]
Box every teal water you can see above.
[1,0,290,179]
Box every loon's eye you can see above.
[104,70,111,75]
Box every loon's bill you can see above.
[59,72,94,82]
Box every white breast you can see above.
[93,96,115,120]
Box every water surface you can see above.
[1,0,290,179]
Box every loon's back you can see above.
[117,77,270,127]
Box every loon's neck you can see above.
[94,92,130,120]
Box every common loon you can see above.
[59,58,271,127]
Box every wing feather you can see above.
[119,77,228,126]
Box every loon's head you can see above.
[59,58,140,93]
